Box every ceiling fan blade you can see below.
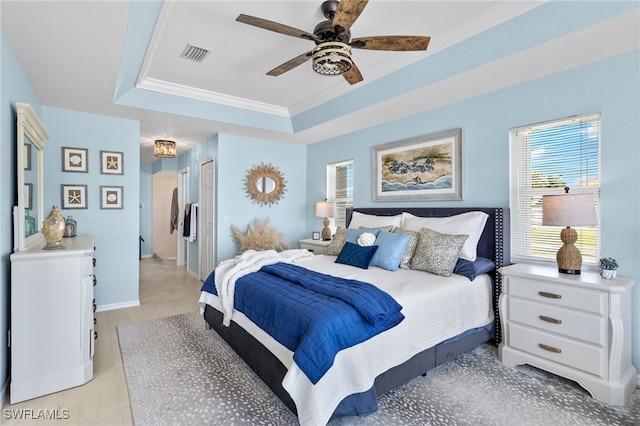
[343,61,363,85]
[266,50,314,76]
[333,0,369,31]
[351,36,431,51]
[236,14,318,41]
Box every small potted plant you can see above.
[598,257,618,279]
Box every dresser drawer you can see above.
[507,322,606,378]
[506,277,606,315]
[508,298,606,345]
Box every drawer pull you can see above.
[539,343,561,353]
[538,291,561,299]
[539,315,562,324]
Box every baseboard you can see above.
[1,377,8,407]
[187,268,200,280]
[95,300,140,313]
[141,254,152,259]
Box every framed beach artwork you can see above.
[61,184,88,209]
[62,147,88,173]
[373,128,463,201]
[100,186,123,209]
[100,150,124,175]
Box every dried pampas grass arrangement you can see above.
[230,218,289,253]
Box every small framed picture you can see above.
[24,143,31,170]
[61,184,88,209]
[100,150,124,175]
[312,231,320,240]
[100,186,123,209]
[62,147,88,173]
[24,183,32,210]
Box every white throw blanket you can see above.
[214,249,314,326]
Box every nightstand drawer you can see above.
[507,323,606,378]
[508,298,606,345]
[507,277,606,314]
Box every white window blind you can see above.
[509,113,601,267]
[327,160,354,228]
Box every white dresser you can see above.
[10,235,96,403]
[498,263,636,406]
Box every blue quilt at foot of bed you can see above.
[208,262,404,384]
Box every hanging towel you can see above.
[183,203,197,242]
[183,203,192,239]
[170,188,178,234]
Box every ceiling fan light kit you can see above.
[236,0,430,85]
[312,42,352,75]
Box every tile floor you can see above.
[2,258,203,425]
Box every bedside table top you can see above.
[299,238,331,247]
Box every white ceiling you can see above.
[2,1,636,163]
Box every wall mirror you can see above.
[14,102,49,251]
[244,163,287,207]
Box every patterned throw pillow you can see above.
[411,228,469,276]
[392,228,419,270]
[323,227,347,255]
[335,242,378,269]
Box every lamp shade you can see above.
[316,201,336,218]
[154,139,177,158]
[542,193,597,227]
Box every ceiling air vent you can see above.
[180,44,210,63]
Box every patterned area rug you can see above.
[117,311,640,426]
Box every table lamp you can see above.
[315,201,336,241]
[542,187,597,274]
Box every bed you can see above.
[199,207,510,425]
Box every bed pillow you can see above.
[346,228,382,244]
[348,211,402,230]
[392,228,419,270]
[323,227,347,255]
[401,211,488,261]
[411,228,469,276]
[368,230,411,271]
[335,242,378,269]
[453,257,496,281]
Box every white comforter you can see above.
[199,255,493,426]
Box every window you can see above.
[509,113,601,266]
[327,160,354,228]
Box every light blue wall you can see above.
[217,135,307,262]
[41,107,141,309]
[0,27,44,403]
[307,50,640,369]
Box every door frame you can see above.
[199,157,215,280]
[177,167,189,266]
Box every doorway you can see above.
[177,167,189,266]
[152,172,177,263]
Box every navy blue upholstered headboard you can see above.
[346,207,510,342]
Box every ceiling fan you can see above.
[236,0,430,85]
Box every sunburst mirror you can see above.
[244,163,287,207]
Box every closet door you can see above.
[200,158,215,280]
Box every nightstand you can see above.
[498,263,637,406]
[299,239,330,255]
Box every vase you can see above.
[600,269,617,279]
[41,206,66,250]
[24,210,36,237]
[64,216,77,238]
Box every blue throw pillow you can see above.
[335,242,378,269]
[346,228,381,244]
[369,230,411,271]
[453,257,496,281]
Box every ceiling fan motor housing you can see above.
[313,20,350,44]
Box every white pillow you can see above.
[400,211,489,261]
[348,211,402,230]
